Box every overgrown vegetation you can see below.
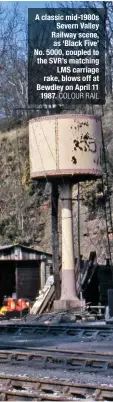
[0,125,49,247]
[0,2,113,260]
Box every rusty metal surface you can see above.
[29,114,102,179]
[18,345,113,358]
[0,348,113,373]
[30,114,101,122]
[31,169,102,178]
[0,373,112,400]
[0,244,52,262]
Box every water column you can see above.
[54,182,84,310]
[29,114,102,311]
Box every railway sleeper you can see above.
[82,330,100,339]
[30,329,50,336]
[100,391,113,401]
[0,378,113,401]
[38,385,59,394]
[1,352,113,373]
[66,358,86,369]
[0,389,73,401]
[0,353,10,362]
[97,331,113,340]
[85,360,109,370]
[48,330,66,336]
[40,384,63,393]
[46,355,66,363]
[0,325,113,341]
[44,356,85,368]
[5,327,19,335]
[68,388,89,399]
[8,379,40,392]
[18,328,38,336]
[8,353,28,363]
[65,329,84,337]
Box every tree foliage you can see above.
[0,3,27,117]
[0,1,113,119]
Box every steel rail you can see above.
[0,374,112,400]
[0,323,113,342]
[0,349,113,373]
[2,345,113,358]
[21,346,113,357]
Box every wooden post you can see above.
[15,263,18,299]
[51,182,60,300]
[40,260,46,289]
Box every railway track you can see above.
[0,347,113,373]
[0,322,113,341]
[0,373,112,400]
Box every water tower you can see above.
[29,114,102,310]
